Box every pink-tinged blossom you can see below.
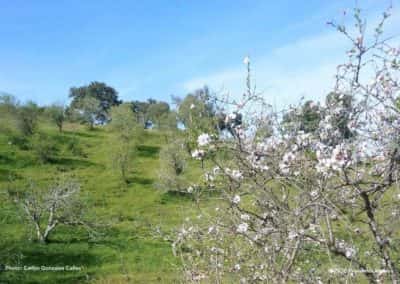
[316,143,352,175]
[197,133,211,146]
[236,223,249,233]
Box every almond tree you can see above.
[8,178,85,243]
[173,7,400,283]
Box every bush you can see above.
[17,102,39,136]
[30,133,58,163]
[45,104,65,132]
[8,133,29,150]
[67,137,86,157]
[156,139,190,193]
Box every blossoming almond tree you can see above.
[173,6,400,283]
[8,178,86,244]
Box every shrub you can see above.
[17,102,39,136]
[30,133,57,163]
[156,139,190,193]
[67,137,86,157]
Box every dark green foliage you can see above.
[30,133,58,163]
[217,111,243,137]
[17,101,39,136]
[69,81,121,125]
[156,139,190,193]
[9,134,30,150]
[396,96,400,110]
[146,101,170,127]
[109,103,138,140]
[325,92,354,140]
[176,86,218,152]
[72,96,103,129]
[0,93,18,113]
[66,137,86,157]
[130,100,152,125]
[136,145,160,157]
[282,100,322,134]
[109,104,140,183]
[177,86,216,130]
[0,94,18,133]
[45,104,65,132]
[129,99,173,129]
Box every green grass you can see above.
[0,122,200,283]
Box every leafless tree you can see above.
[8,178,86,243]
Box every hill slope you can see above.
[0,123,197,283]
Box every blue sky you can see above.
[0,1,398,108]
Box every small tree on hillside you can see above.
[30,133,58,163]
[109,104,139,183]
[156,139,190,193]
[0,94,19,133]
[109,103,137,141]
[177,86,218,153]
[322,92,355,144]
[17,101,39,136]
[0,93,18,113]
[72,96,103,130]
[8,178,85,243]
[282,100,322,134]
[112,141,136,184]
[147,101,170,127]
[45,104,65,132]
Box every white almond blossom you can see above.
[191,149,205,160]
[197,133,211,146]
[232,195,241,204]
[236,223,249,233]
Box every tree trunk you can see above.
[34,222,46,243]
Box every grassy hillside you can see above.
[0,122,203,283]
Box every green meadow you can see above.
[0,121,204,283]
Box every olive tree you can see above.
[45,104,66,132]
[17,101,39,136]
[109,104,139,183]
[177,86,218,153]
[70,96,103,130]
[156,139,191,194]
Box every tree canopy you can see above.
[69,81,121,124]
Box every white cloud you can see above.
[181,6,400,110]
[182,30,345,110]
